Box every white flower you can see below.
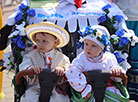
[120,61,131,71]
[131,36,138,46]
[122,29,138,46]
[79,37,84,43]
[2,52,14,70]
[111,34,118,39]
[114,51,130,70]
[110,34,119,44]
[16,21,26,36]
[8,30,19,38]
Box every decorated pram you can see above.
[0,0,138,102]
[16,68,129,102]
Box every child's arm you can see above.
[16,66,42,85]
[66,55,92,98]
[109,52,127,84]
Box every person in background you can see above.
[116,0,138,101]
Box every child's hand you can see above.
[55,67,65,76]
[111,67,124,77]
[84,92,91,100]
[31,66,43,75]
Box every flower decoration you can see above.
[2,52,15,71]
[97,4,138,70]
[4,3,36,97]
[78,26,110,50]
[13,36,27,49]
[113,51,131,70]
[15,12,23,22]
[7,3,36,70]
[19,3,28,11]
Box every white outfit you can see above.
[66,51,125,98]
[117,0,138,21]
[19,49,70,102]
[7,0,126,33]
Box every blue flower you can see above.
[77,41,84,49]
[114,52,125,63]
[26,9,36,17]
[13,36,26,49]
[15,12,23,22]
[102,35,110,46]
[114,52,119,57]
[98,15,107,23]
[78,30,84,37]
[85,26,94,35]
[119,37,129,47]
[117,57,125,63]
[114,15,124,23]
[19,3,28,11]
[78,26,94,37]
[115,29,125,37]
[102,4,111,11]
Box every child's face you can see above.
[35,33,58,53]
[84,39,102,57]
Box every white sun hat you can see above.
[25,22,70,48]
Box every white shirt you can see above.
[66,51,124,98]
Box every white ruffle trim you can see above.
[7,0,127,33]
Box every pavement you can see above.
[0,0,137,102]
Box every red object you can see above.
[74,0,82,8]
[48,57,52,61]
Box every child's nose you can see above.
[87,46,91,50]
[38,42,44,47]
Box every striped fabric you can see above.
[126,21,138,100]
[70,82,129,102]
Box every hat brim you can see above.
[25,22,70,48]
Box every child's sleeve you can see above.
[65,56,92,98]
[19,53,33,71]
[109,53,126,82]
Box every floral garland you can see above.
[78,26,110,50]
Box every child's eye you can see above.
[91,45,96,47]
[43,40,48,43]
[36,39,39,42]
[84,43,88,46]
[43,40,46,43]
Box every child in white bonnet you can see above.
[66,25,127,101]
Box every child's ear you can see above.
[54,39,59,46]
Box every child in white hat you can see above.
[16,22,70,102]
[66,25,128,101]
